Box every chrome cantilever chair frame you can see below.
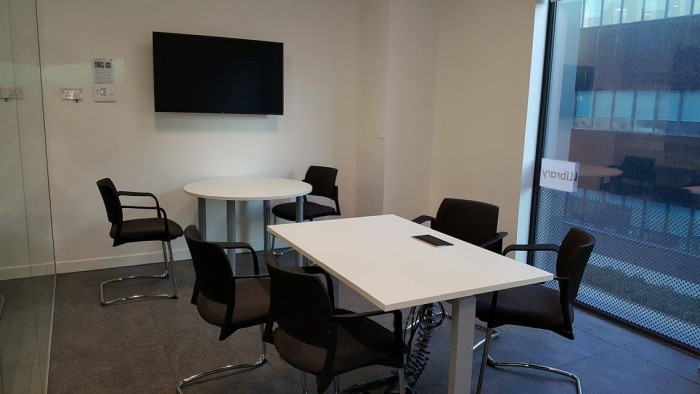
[96,179,181,306]
[178,226,270,392]
[0,294,5,319]
[476,229,595,394]
[99,239,178,305]
[176,325,267,394]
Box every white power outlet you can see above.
[61,88,84,101]
[93,85,116,102]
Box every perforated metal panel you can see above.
[534,187,700,353]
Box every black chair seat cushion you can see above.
[475,285,574,335]
[272,201,336,222]
[111,218,183,245]
[197,278,271,329]
[272,308,401,375]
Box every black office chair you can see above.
[475,228,595,394]
[413,198,508,349]
[178,225,269,393]
[413,198,508,254]
[270,166,341,253]
[96,178,182,305]
[264,252,405,394]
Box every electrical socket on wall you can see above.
[61,88,84,101]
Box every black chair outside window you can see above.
[264,252,405,394]
[475,228,596,394]
[271,166,341,253]
[178,225,270,393]
[413,198,508,254]
[96,178,182,305]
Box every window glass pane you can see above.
[575,90,593,128]
[634,91,656,131]
[681,91,700,121]
[535,0,700,353]
[644,0,667,20]
[583,0,602,27]
[695,1,700,14]
[657,91,680,133]
[667,0,692,17]
[593,90,613,129]
[657,91,680,120]
[613,90,634,130]
[623,0,644,22]
[602,0,623,25]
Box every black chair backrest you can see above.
[556,228,595,303]
[304,166,338,201]
[265,252,333,348]
[96,178,123,225]
[433,198,499,246]
[184,225,234,305]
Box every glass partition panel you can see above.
[533,0,700,354]
[0,0,55,392]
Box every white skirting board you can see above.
[1,238,277,278]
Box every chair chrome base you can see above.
[473,324,500,351]
[477,327,581,394]
[100,241,178,305]
[177,326,267,393]
[177,354,266,393]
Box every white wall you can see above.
[36,0,361,272]
[33,0,543,273]
[430,0,539,242]
[383,0,439,218]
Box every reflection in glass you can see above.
[623,0,644,22]
[634,91,656,131]
[583,0,602,27]
[575,90,593,128]
[613,90,634,130]
[644,0,667,20]
[667,0,692,17]
[657,91,680,133]
[593,90,613,129]
[681,91,700,121]
[535,0,700,353]
[602,0,623,25]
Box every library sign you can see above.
[540,158,579,193]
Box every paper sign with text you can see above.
[540,159,579,192]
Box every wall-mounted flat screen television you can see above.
[153,32,283,115]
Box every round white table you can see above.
[184,177,312,267]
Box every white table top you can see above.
[268,214,553,310]
[184,177,312,201]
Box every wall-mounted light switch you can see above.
[93,85,116,102]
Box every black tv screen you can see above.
[153,32,283,115]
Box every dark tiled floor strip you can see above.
[46,256,700,393]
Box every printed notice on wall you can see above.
[540,158,579,193]
[93,58,114,84]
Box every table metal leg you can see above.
[449,296,476,394]
[295,196,305,267]
[263,200,271,252]
[227,200,237,272]
[197,198,207,240]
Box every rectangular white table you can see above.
[268,214,553,394]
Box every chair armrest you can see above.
[412,215,435,225]
[479,232,508,250]
[502,243,559,256]
[119,191,161,214]
[331,309,404,352]
[331,309,400,320]
[121,205,171,235]
[215,242,260,274]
